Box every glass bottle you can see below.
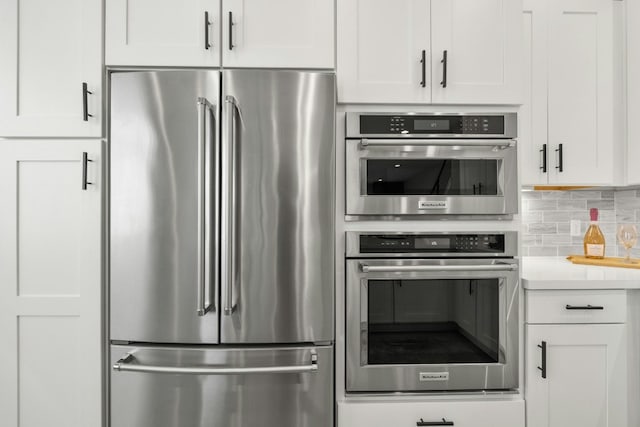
[583,208,605,259]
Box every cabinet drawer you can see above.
[338,400,524,427]
[526,290,626,324]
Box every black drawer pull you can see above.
[417,419,454,426]
[440,50,448,88]
[420,50,426,88]
[565,304,604,310]
[537,340,547,379]
[82,152,93,190]
[555,143,563,172]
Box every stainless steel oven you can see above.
[346,231,519,393]
[345,112,518,217]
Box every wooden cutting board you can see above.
[566,255,640,269]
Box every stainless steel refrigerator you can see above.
[109,69,335,427]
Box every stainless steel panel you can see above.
[345,140,518,216]
[110,344,333,427]
[345,258,519,392]
[220,70,335,344]
[345,112,518,139]
[110,70,220,343]
[345,231,519,258]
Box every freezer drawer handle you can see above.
[565,304,604,310]
[359,138,515,149]
[360,264,518,273]
[112,352,319,375]
[417,418,454,426]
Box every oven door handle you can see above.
[359,138,515,149]
[359,263,518,273]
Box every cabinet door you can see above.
[526,324,627,427]
[106,0,220,66]
[521,0,549,185]
[337,0,430,103]
[0,0,101,137]
[547,0,613,185]
[431,0,523,104]
[0,140,102,427]
[222,0,333,68]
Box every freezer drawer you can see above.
[110,344,334,427]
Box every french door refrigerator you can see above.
[109,69,335,427]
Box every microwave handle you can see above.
[359,138,515,149]
[360,263,518,273]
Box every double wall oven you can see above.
[346,232,519,393]
[345,113,518,217]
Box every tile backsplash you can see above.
[521,189,640,257]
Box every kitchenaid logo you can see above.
[419,372,449,382]
[418,200,448,210]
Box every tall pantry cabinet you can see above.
[0,0,104,426]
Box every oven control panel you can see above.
[358,114,506,135]
[359,234,506,254]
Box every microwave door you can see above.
[220,70,335,344]
[110,70,221,344]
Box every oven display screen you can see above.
[415,237,451,249]
[414,119,450,131]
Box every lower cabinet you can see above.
[525,290,627,427]
[338,400,525,427]
[0,140,102,427]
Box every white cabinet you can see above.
[106,0,221,66]
[337,0,522,104]
[521,0,615,186]
[106,0,334,68]
[338,400,525,427]
[0,140,103,427]
[525,289,627,427]
[337,0,431,103]
[430,0,523,104]
[627,0,640,185]
[0,0,102,137]
[222,0,334,68]
[526,325,626,427]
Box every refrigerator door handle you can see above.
[113,352,319,375]
[197,97,216,316]
[223,95,238,316]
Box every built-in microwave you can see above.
[345,231,520,393]
[345,113,518,217]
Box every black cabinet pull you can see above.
[540,144,547,173]
[417,418,454,426]
[565,304,604,310]
[82,152,93,190]
[204,11,212,50]
[228,11,234,50]
[82,82,93,121]
[440,50,448,88]
[555,143,563,172]
[537,341,547,379]
[420,50,426,88]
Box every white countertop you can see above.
[522,257,640,290]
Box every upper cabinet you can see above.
[337,0,523,104]
[0,0,102,137]
[430,0,523,104]
[106,0,221,66]
[222,0,334,68]
[106,0,334,68]
[628,0,640,185]
[521,0,617,186]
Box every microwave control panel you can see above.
[359,234,506,254]
[358,115,506,135]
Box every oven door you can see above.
[345,139,517,216]
[346,258,519,392]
